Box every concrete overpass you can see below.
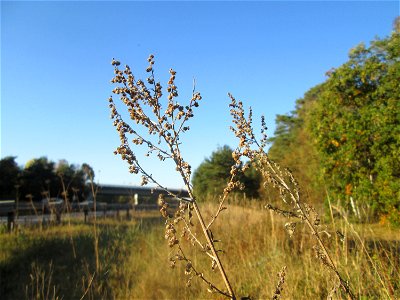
[90,184,190,204]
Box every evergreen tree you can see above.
[192,145,261,199]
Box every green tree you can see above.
[21,157,58,201]
[82,163,95,183]
[0,156,21,200]
[55,160,91,201]
[0,156,94,202]
[267,22,400,224]
[192,145,261,199]
[309,29,400,222]
[268,85,325,206]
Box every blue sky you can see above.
[1,1,398,188]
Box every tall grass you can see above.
[0,218,141,300]
[119,203,399,299]
[0,205,398,299]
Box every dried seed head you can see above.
[272,266,287,300]
[284,222,297,237]
[157,194,165,206]
[184,262,192,275]
[211,259,217,271]
[111,58,120,66]
[140,175,148,186]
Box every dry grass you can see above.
[1,204,399,299]
[114,203,399,299]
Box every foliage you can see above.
[267,85,325,206]
[0,156,20,199]
[0,156,94,202]
[21,157,58,201]
[227,94,356,298]
[192,145,261,199]
[268,27,399,224]
[109,55,248,298]
[308,30,400,222]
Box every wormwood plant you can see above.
[108,56,355,299]
[227,94,355,299]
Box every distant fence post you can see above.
[84,207,88,223]
[55,210,61,224]
[7,211,15,233]
[126,206,130,220]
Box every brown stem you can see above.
[170,141,235,298]
[260,154,355,299]
[177,244,232,298]
[138,141,236,298]
[301,211,355,299]
[280,171,355,299]
[206,174,235,230]
[191,200,236,299]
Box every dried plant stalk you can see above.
[227,93,355,299]
[272,266,287,300]
[109,55,356,300]
[108,56,235,299]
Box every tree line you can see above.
[268,21,399,225]
[0,156,94,202]
[193,19,399,225]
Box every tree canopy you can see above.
[192,145,261,199]
[0,156,20,200]
[309,29,400,222]
[0,156,94,202]
[268,26,400,224]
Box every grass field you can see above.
[0,204,399,299]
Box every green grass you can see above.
[0,205,399,299]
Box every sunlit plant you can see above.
[108,55,236,298]
[108,55,355,299]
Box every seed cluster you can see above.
[108,56,354,299]
[109,55,239,299]
[158,192,232,296]
[109,55,201,187]
[272,266,287,300]
[228,93,354,299]
[228,93,268,159]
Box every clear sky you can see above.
[1,1,398,189]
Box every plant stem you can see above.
[191,199,236,299]
[166,140,236,298]
[263,156,355,299]
[288,181,355,299]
